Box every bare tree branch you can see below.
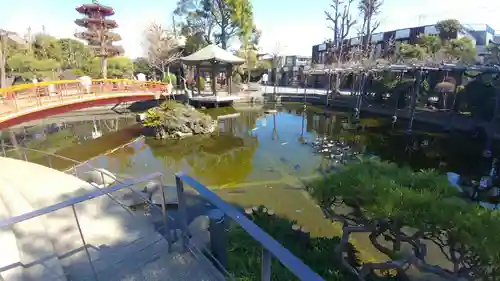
[325,0,356,49]
[143,22,183,80]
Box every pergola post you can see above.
[407,69,422,133]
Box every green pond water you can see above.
[2,103,495,266]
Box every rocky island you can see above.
[142,101,216,139]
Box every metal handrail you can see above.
[175,172,325,281]
[0,143,117,176]
[0,171,165,281]
[0,172,162,229]
[0,144,173,237]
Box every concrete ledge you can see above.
[0,195,24,281]
[0,177,66,281]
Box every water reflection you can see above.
[1,114,139,169]
[2,104,498,264]
[2,104,495,180]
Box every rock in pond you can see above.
[142,101,216,139]
[83,168,117,186]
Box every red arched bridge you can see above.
[0,79,172,129]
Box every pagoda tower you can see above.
[74,0,123,79]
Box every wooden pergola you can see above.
[181,44,244,97]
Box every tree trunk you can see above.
[161,64,166,81]
[220,7,228,50]
[365,16,372,52]
[333,1,339,46]
[101,56,108,79]
[0,34,6,88]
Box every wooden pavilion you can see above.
[181,44,245,99]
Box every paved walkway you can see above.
[0,157,224,281]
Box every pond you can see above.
[2,103,496,267]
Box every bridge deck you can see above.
[0,92,158,121]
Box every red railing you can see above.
[0,79,170,120]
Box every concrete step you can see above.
[59,208,170,281]
[88,236,170,281]
[112,247,227,281]
[0,174,66,281]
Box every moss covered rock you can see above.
[142,101,216,139]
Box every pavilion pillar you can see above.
[196,65,201,96]
[211,65,217,97]
[227,65,233,96]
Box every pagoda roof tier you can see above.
[89,45,124,56]
[75,31,121,42]
[76,4,114,16]
[75,18,118,29]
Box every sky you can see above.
[1,0,499,58]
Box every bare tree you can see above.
[143,22,183,82]
[270,42,285,95]
[325,0,356,49]
[358,0,383,51]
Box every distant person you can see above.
[262,73,268,85]
[136,73,146,82]
[79,76,92,94]
[48,82,56,96]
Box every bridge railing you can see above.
[0,79,171,119]
[175,172,325,281]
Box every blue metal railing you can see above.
[0,172,168,281]
[175,172,325,281]
[0,142,324,280]
[0,172,163,229]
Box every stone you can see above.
[83,168,117,186]
[142,101,216,139]
[190,229,210,250]
[188,215,210,234]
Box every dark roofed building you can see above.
[311,23,486,65]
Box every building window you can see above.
[424,25,438,36]
[395,29,410,39]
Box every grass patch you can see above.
[226,206,397,281]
